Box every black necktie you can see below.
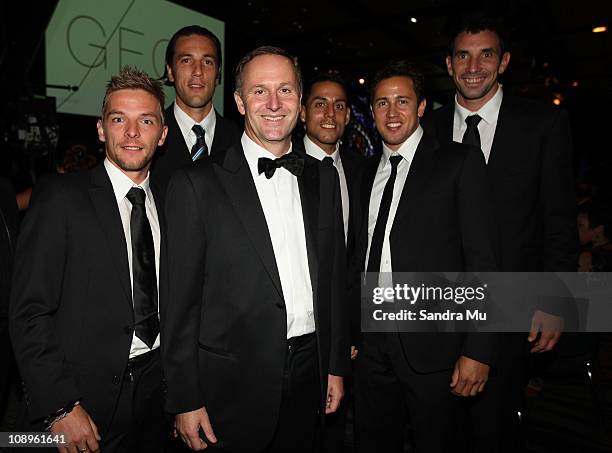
[462,114,482,149]
[191,124,208,161]
[367,155,402,273]
[322,156,334,167]
[126,187,159,349]
[258,153,305,179]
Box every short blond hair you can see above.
[101,66,166,123]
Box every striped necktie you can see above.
[191,124,208,161]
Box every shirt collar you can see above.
[303,135,339,164]
[241,132,294,178]
[173,102,217,136]
[104,158,151,204]
[454,85,504,126]
[381,125,423,165]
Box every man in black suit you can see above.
[296,73,364,262]
[352,60,498,453]
[423,14,577,452]
[295,73,364,451]
[10,67,169,452]
[162,46,350,453]
[151,25,240,191]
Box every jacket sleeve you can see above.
[162,169,207,414]
[9,178,81,422]
[540,109,578,272]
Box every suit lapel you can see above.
[437,103,454,143]
[391,133,438,233]
[340,148,357,202]
[218,145,285,301]
[355,155,380,261]
[486,95,515,174]
[88,164,132,308]
[297,158,320,309]
[166,106,192,165]
[210,111,232,156]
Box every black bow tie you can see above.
[258,153,304,179]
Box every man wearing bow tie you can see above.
[162,46,350,452]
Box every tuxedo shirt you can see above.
[242,134,315,338]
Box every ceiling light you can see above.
[553,98,561,106]
[592,25,607,33]
[358,78,365,85]
[410,17,417,23]
[571,81,579,87]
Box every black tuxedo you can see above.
[352,132,498,453]
[162,143,351,452]
[151,104,241,191]
[423,94,578,452]
[9,163,167,450]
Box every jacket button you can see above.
[276,303,285,309]
[123,325,132,335]
[112,375,120,385]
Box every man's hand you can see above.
[325,374,344,414]
[51,405,100,453]
[528,309,563,353]
[175,407,217,451]
[450,355,490,397]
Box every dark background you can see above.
[0,0,610,192]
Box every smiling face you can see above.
[233,54,301,156]
[446,30,510,111]
[371,76,426,151]
[300,80,350,155]
[97,88,167,184]
[167,34,219,122]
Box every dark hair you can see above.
[302,72,348,105]
[370,60,425,104]
[446,12,507,56]
[234,46,302,96]
[163,25,222,84]
[101,66,165,123]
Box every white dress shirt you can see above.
[453,85,503,163]
[242,133,315,338]
[104,159,161,358]
[365,125,423,280]
[173,103,217,156]
[303,135,349,243]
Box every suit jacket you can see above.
[351,133,499,372]
[151,104,241,191]
[423,94,578,272]
[161,142,351,452]
[9,163,166,432]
